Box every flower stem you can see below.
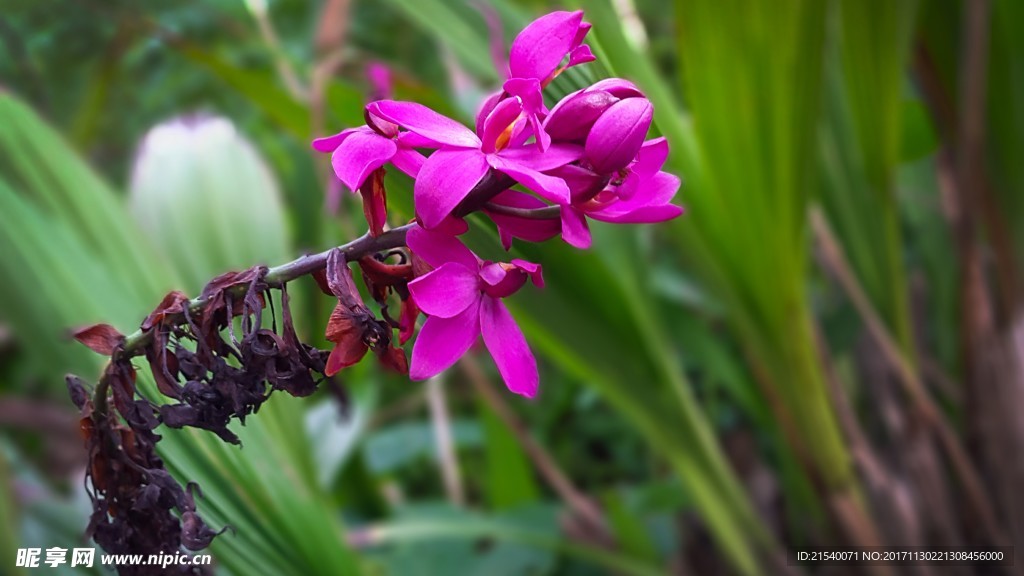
[114,222,415,361]
[482,202,561,220]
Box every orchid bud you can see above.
[584,97,654,174]
[544,90,619,142]
[544,79,653,174]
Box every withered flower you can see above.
[323,248,408,375]
[67,370,220,575]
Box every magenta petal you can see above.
[487,155,570,204]
[509,11,585,81]
[613,172,681,211]
[487,212,561,247]
[636,137,670,174]
[567,44,595,67]
[480,97,524,153]
[498,142,582,171]
[409,262,481,318]
[530,115,551,151]
[479,262,507,286]
[434,215,470,236]
[573,21,592,47]
[503,78,550,151]
[503,78,544,113]
[590,204,684,224]
[585,98,654,174]
[409,299,481,380]
[312,130,354,153]
[396,131,441,148]
[618,138,669,200]
[407,225,478,270]
[484,190,561,248]
[511,259,544,288]
[479,297,538,398]
[491,189,548,209]
[331,130,398,190]
[479,264,527,298]
[587,78,644,99]
[391,148,426,178]
[475,90,504,136]
[368,100,480,148]
[415,149,490,228]
[545,90,618,142]
[498,227,514,251]
[561,206,592,249]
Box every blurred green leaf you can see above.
[365,420,481,475]
[174,42,312,140]
[900,99,938,163]
[477,398,541,510]
[603,489,660,565]
[0,447,20,575]
[383,0,500,83]
[369,503,661,576]
[820,0,919,350]
[668,0,861,533]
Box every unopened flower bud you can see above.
[544,79,653,174]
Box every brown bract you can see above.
[71,324,125,356]
[323,248,408,376]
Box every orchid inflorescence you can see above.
[66,10,681,571]
[315,10,681,397]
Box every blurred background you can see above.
[1,0,1023,574]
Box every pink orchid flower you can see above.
[545,78,654,174]
[508,10,594,86]
[488,10,596,152]
[406,226,543,397]
[367,99,581,229]
[311,111,426,192]
[487,138,683,249]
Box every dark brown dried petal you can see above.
[147,343,183,400]
[66,374,92,411]
[181,511,227,551]
[142,291,190,331]
[105,362,138,422]
[377,344,409,374]
[199,266,267,301]
[326,249,362,305]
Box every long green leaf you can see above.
[0,94,361,576]
[670,0,861,515]
[819,0,919,351]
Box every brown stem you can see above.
[811,207,1006,546]
[452,172,517,217]
[426,375,465,506]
